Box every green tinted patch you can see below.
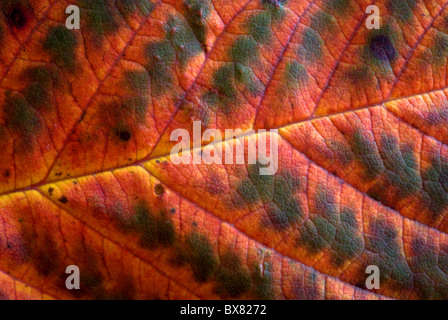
[387,0,416,22]
[79,0,119,37]
[145,40,175,95]
[183,0,211,49]
[411,238,448,299]
[349,129,384,180]
[378,134,421,197]
[236,165,303,229]
[248,11,272,43]
[43,25,78,70]
[123,70,150,121]
[332,209,364,266]
[24,66,59,110]
[5,93,41,136]
[203,64,238,112]
[298,187,338,251]
[299,218,333,252]
[365,218,413,290]
[285,61,308,88]
[300,28,323,61]
[346,65,375,84]
[216,251,252,298]
[72,248,105,298]
[237,162,275,203]
[235,63,262,96]
[422,156,448,219]
[132,202,175,249]
[205,36,263,111]
[25,81,49,110]
[261,0,287,21]
[267,172,304,229]
[251,262,274,299]
[21,225,63,278]
[231,37,258,64]
[126,69,150,93]
[298,187,363,265]
[116,0,154,17]
[311,11,335,32]
[165,16,203,67]
[146,39,176,65]
[431,32,448,65]
[324,0,351,14]
[213,64,237,99]
[184,232,217,282]
[327,139,354,165]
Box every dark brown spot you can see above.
[7,6,27,29]
[59,196,68,204]
[154,184,165,196]
[369,34,396,61]
[116,129,131,142]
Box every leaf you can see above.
[0,0,447,300]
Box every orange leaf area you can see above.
[0,0,447,300]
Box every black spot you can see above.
[7,5,27,29]
[369,34,396,61]
[154,184,165,196]
[115,128,131,142]
[58,196,68,204]
[48,187,54,196]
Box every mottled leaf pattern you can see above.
[0,0,447,300]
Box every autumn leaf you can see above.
[0,0,447,300]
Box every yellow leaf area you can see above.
[0,0,447,300]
